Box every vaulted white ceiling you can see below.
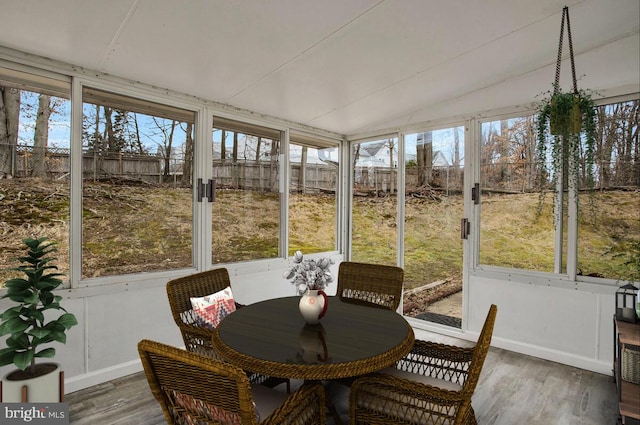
[1,0,638,136]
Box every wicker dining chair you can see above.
[166,268,242,358]
[138,339,326,425]
[336,261,404,311]
[349,304,498,425]
[166,268,288,389]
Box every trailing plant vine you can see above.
[535,85,597,221]
[534,6,598,222]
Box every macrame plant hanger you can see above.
[551,6,581,135]
[554,6,578,96]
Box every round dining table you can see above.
[211,296,415,381]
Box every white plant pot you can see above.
[1,362,63,402]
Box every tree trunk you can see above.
[133,113,144,154]
[232,132,238,162]
[163,121,176,177]
[104,106,115,152]
[221,130,226,161]
[299,146,307,193]
[32,94,51,178]
[416,131,433,186]
[269,140,279,192]
[182,122,193,185]
[0,86,20,176]
[256,137,262,162]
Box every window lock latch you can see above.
[197,178,216,203]
[460,218,470,240]
[472,183,480,204]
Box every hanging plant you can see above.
[536,86,597,194]
[535,7,597,219]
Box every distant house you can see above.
[355,140,398,168]
[355,140,450,169]
[432,150,450,168]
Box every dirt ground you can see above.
[423,291,462,317]
[403,278,463,319]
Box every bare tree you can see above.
[269,139,279,191]
[256,137,262,162]
[0,86,20,176]
[299,146,308,193]
[232,132,238,162]
[32,94,51,178]
[151,117,177,178]
[220,130,227,161]
[416,131,433,186]
[182,122,193,185]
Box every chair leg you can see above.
[464,406,478,425]
[326,397,343,425]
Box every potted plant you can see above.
[0,237,78,402]
[536,85,597,197]
[535,6,597,219]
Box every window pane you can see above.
[211,121,280,263]
[288,142,338,256]
[479,116,559,271]
[82,88,194,278]
[578,99,640,279]
[351,138,398,265]
[0,72,71,283]
[403,128,464,324]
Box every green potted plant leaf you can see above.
[0,237,78,402]
[534,6,597,219]
[536,85,597,194]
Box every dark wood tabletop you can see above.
[212,296,414,380]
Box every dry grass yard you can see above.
[1,178,638,290]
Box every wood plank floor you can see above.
[66,343,620,425]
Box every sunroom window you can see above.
[211,117,282,263]
[0,66,71,283]
[479,98,639,281]
[577,99,639,280]
[81,87,195,278]
[478,115,559,272]
[288,132,339,256]
[350,136,398,266]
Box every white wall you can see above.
[0,256,342,394]
[409,272,616,376]
[470,275,615,375]
[1,257,616,395]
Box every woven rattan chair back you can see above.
[462,304,497,398]
[336,261,403,311]
[166,268,233,357]
[166,269,289,390]
[138,339,325,425]
[350,304,498,425]
[139,339,258,424]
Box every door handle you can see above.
[460,218,470,239]
[197,178,216,202]
[208,178,216,202]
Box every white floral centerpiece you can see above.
[284,251,334,296]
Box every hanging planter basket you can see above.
[549,92,582,135]
[535,6,597,208]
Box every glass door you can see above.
[350,137,399,266]
[403,127,465,328]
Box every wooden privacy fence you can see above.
[7,146,474,194]
[214,161,338,192]
[11,146,163,183]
